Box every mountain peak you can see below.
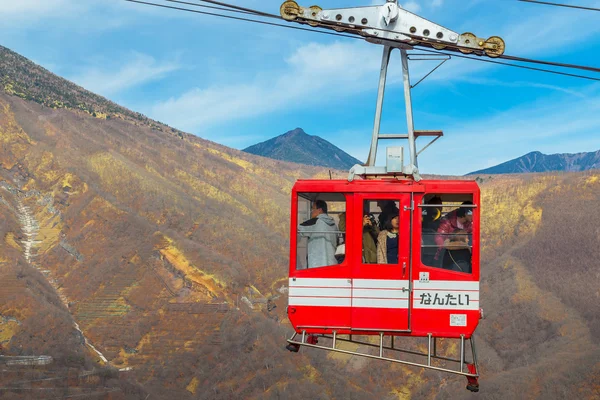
[243,128,362,170]
[282,128,307,137]
[468,149,600,175]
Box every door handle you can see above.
[402,261,407,275]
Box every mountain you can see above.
[2,44,600,399]
[468,150,600,175]
[243,128,363,170]
[0,45,339,399]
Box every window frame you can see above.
[293,192,350,271]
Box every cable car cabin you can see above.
[288,178,480,338]
[286,178,481,387]
[277,2,501,389]
[286,178,482,388]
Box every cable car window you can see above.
[361,200,400,264]
[296,193,345,270]
[420,194,475,273]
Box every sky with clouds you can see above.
[2,0,600,175]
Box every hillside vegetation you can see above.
[1,45,599,399]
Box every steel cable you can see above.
[125,0,600,81]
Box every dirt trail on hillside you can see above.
[12,193,110,365]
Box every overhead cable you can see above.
[402,35,600,74]
[125,0,600,81]
[418,48,600,82]
[206,0,600,74]
[518,0,600,12]
[124,0,361,40]
[162,0,258,15]
[155,0,600,74]
[195,0,281,19]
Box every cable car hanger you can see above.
[116,0,587,393]
[281,2,484,392]
[279,0,506,182]
[280,0,506,58]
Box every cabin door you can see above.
[351,194,412,332]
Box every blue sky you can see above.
[2,0,600,175]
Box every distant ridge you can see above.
[243,128,362,170]
[468,150,600,175]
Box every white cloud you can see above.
[147,16,599,136]
[500,4,600,58]
[149,41,382,131]
[419,90,600,175]
[0,0,69,15]
[70,53,181,97]
[450,77,588,98]
[0,0,95,23]
[402,1,422,13]
[149,0,600,133]
[0,0,181,31]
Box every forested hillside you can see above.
[1,45,599,399]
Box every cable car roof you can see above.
[293,179,480,194]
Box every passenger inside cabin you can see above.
[422,196,443,232]
[377,214,399,264]
[362,206,379,264]
[336,212,347,263]
[336,203,379,264]
[421,196,443,266]
[434,201,473,272]
[377,200,400,232]
[298,200,338,268]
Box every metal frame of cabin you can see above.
[287,331,479,377]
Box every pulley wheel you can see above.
[432,43,446,50]
[484,36,505,58]
[307,5,322,27]
[280,1,300,21]
[333,26,346,32]
[459,32,476,54]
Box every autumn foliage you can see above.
[1,44,599,399]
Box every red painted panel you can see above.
[410,309,480,338]
[288,179,482,339]
[352,308,409,330]
[288,306,351,331]
[351,193,412,331]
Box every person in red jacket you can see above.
[434,201,473,272]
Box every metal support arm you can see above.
[281,0,505,57]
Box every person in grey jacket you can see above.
[298,200,338,268]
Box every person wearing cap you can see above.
[376,200,400,232]
[434,201,474,272]
[422,196,443,232]
[421,196,443,266]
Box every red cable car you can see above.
[286,180,481,390]
[280,2,504,391]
